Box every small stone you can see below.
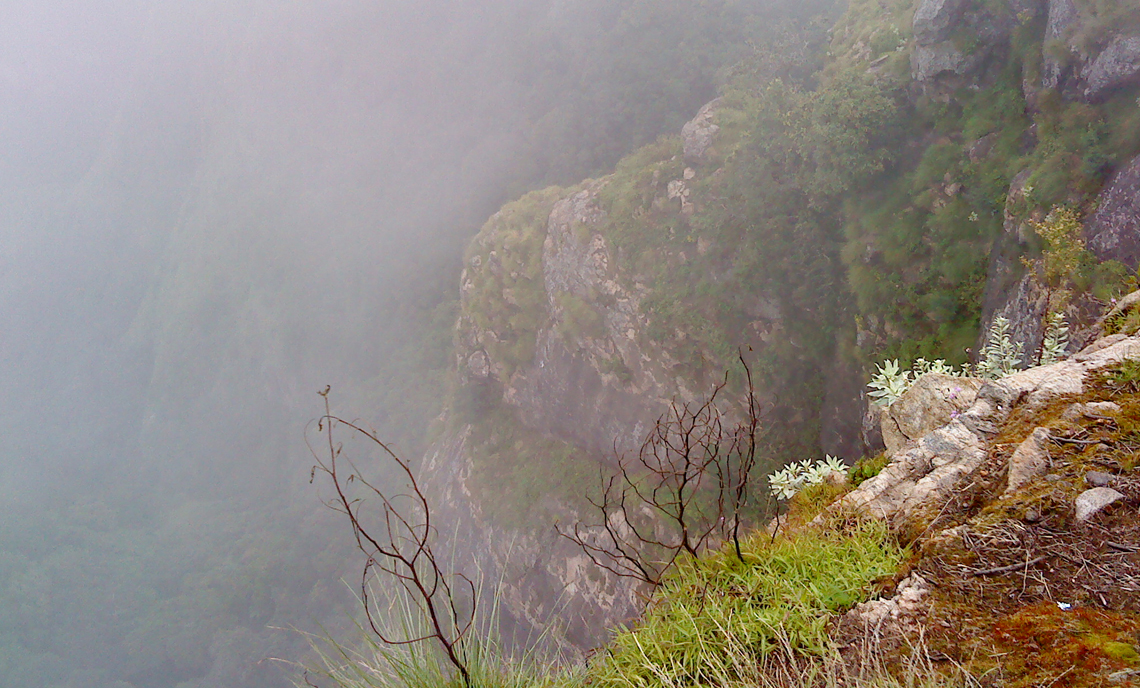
[1006,428,1053,494]
[1086,471,1115,487]
[1046,474,1062,483]
[1024,508,1041,523]
[1075,487,1125,522]
[1061,401,1122,422]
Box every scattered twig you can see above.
[1107,541,1138,552]
[1048,436,1105,446]
[970,556,1048,577]
[561,353,769,590]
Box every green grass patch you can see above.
[583,519,907,688]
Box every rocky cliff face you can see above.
[432,103,796,650]
[421,0,1140,656]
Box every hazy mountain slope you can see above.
[421,0,1140,654]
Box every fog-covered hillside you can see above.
[0,2,830,686]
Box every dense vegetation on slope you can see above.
[451,0,1140,529]
[371,0,1140,683]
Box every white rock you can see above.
[1075,487,1125,522]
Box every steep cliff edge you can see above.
[419,0,1140,657]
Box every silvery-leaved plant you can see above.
[1039,311,1069,365]
[976,315,1023,379]
[912,358,958,377]
[767,455,849,500]
[867,360,912,407]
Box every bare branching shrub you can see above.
[309,387,475,687]
[560,356,766,588]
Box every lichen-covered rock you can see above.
[1083,34,1140,100]
[1086,155,1140,270]
[881,374,985,455]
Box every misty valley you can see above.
[2,0,1140,687]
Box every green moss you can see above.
[1103,641,1140,664]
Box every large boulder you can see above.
[1086,155,1140,269]
[913,0,968,45]
[881,374,986,455]
[681,99,722,165]
[1083,34,1140,100]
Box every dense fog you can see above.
[0,1,815,686]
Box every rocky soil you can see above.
[827,300,1140,687]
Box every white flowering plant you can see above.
[767,455,848,500]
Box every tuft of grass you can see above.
[583,518,908,687]
[1104,359,1140,394]
[849,453,891,488]
[298,570,568,688]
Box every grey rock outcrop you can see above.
[910,0,1023,83]
[503,183,672,458]
[1074,487,1125,522]
[881,374,985,455]
[830,330,1140,529]
[1042,0,1079,91]
[912,43,976,81]
[913,0,968,45]
[681,98,722,165]
[1083,34,1140,100]
[1086,155,1140,269]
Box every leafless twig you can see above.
[560,354,768,589]
[309,387,474,687]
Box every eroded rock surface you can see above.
[1083,34,1140,100]
[831,331,1140,529]
[1086,155,1140,270]
[881,374,984,455]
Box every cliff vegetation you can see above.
[316,0,1140,684]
